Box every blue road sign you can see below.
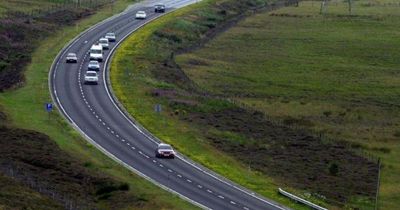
[45,103,53,112]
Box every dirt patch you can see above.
[0,126,145,209]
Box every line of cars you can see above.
[65,5,177,159]
[66,32,116,85]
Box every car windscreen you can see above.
[90,49,102,54]
[99,39,108,43]
[86,72,97,77]
[89,61,98,65]
[159,145,172,150]
[106,33,115,36]
[67,53,76,57]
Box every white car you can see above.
[84,71,99,85]
[89,44,103,62]
[99,38,109,50]
[88,60,100,71]
[105,32,116,42]
[135,11,147,19]
[66,53,77,63]
[155,143,175,158]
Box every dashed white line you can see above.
[186,179,192,183]
[207,189,213,193]
[115,134,119,138]
[159,164,163,168]
[218,195,224,199]
[152,160,157,163]
[197,185,203,189]
[177,174,182,178]
[102,122,106,125]
[243,207,250,210]
[168,169,173,173]
[131,146,135,150]
[122,139,126,142]
[230,201,236,205]
[107,127,110,130]
[111,130,114,134]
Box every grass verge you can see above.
[0,1,198,209]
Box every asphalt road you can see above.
[50,0,289,209]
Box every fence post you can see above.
[375,158,381,210]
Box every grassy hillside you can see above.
[176,0,400,209]
[109,0,400,209]
[0,0,197,209]
[109,0,370,209]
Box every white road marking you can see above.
[177,174,182,178]
[186,179,192,183]
[230,201,236,205]
[197,185,203,189]
[218,195,224,199]
[207,189,212,193]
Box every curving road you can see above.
[49,0,289,209]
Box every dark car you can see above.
[155,143,175,158]
[154,4,165,13]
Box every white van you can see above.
[89,44,103,62]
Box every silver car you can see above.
[84,71,99,85]
[88,60,100,71]
[105,32,116,42]
[135,11,147,19]
[66,53,77,63]
[99,38,109,50]
[155,143,175,158]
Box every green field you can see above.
[0,0,197,209]
[110,0,400,209]
[177,1,400,209]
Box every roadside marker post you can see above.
[45,103,53,120]
[154,104,162,114]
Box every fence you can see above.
[0,0,115,20]
[0,163,94,210]
[279,188,328,210]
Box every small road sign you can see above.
[154,104,162,113]
[45,103,53,112]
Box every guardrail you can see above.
[278,188,328,210]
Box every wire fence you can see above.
[0,162,95,210]
[0,0,115,20]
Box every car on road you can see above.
[66,53,77,63]
[84,71,99,85]
[155,143,175,158]
[105,32,116,42]
[99,38,109,50]
[88,60,100,71]
[89,44,103,62]
[154,4,165,13]
[135,11,147,19]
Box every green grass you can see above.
[110,1,320,209]
[0,1,197,209]
[175,0,400,209]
